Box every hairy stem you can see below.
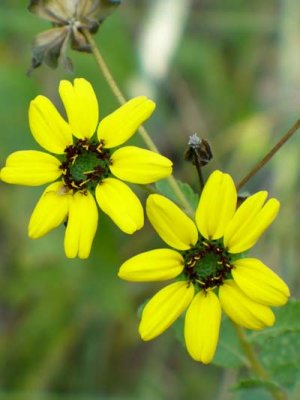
[83,29,193,214]
[83,30,126,106]
[237,119,300,190]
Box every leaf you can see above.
[232,378,286,400]
[234,387,273,400]
[249,299,300,389]
[213,316,247,368]
[234,378,282,392]
[155,179,199,212]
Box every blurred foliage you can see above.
[0,0,300,399]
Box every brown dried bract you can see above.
[28,0,121,73]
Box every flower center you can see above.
[183,240,233,290]
[60,139,111,192]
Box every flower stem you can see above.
[194,157,205,193]
[234,325,287,400]
[237,119,300,190]
[83,29,193,214]
[83,30,126,106]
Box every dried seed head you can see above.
[27,0,122,73]
[184,134,213,167]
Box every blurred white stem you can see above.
[277,0,300,105]
[130,0,192,98]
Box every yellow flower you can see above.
[1,78,172,259]
[118,170,290,364]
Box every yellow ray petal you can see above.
[1,150,62,186]
[59,78,99,139]
[146,194,198,250]
[184,290,221,364]
[64,191,98,259]
[224,192,280,253]
[118,248,184,281]
[139,281,194,341]
[219,280,275,330]
[224,191,267,249]
[96,178,144,234]
[110,146,172,184]
[28,182,72,238]
[195,170,237,240]
[97,97,155,148]
[232,258,290,307]
[29,95,73,154]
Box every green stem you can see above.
[83,29,193,215]
[235,325,287,400]
[237,119,300,190]
[83,29,126,106]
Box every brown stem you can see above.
[237,119,300,190]
[235,325,287,400]
[194,156,205,193]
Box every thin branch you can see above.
[237,119,300,190]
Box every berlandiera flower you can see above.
[118,170,290,364]
[1,78,172,259]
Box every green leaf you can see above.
[233,377,282,392]
[249,299,300,389]
[213,317,247,368]
[155,179,199,211]
[234,387,273,400]
[233,378,286,400]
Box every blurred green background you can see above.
[0,1,300,399]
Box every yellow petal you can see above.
[224,192,280,253]
[224,191,267,250]
[28,182,72,238]
[95,178,143,234]
[139,281,194,341]
[195,170,237,240]
[110,146,172,184]
[184,290,221,364]
[64,191,98,259]
[118,249,184,281]
[146,194,198,250]
[1,150,62,186]
[29,95,73,154]
[59,78,99,139]
[219,280,275,330]
[97,97,156,148]
[232,258,290,307]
